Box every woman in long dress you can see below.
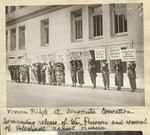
[89,59,97,89]
[31,63,37,84]
[77,61,84,88]
[127,61,137,92]
[114,59,124,90]
[70,61,77,87]
[101,60,110,90]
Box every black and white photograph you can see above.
[5,4,144,107]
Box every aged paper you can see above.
[0,0,150,135]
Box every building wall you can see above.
[6,4,144,89]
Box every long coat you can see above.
[89,63,97,85]
[127,63,137,90]
[101,62,110,87]
[70,65,77,83]
[77,67,84,84]
[114,62,124,87]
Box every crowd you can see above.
[8,59,137,92]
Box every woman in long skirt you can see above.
[114,59,124,90]
[101,60,110,90]
[70,61,77,87]
[127,61,137,92]
[31,64,37,84]
[89,59,97,89]
[77,61,84,88]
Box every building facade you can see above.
[6,4,144,89]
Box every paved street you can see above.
[7,81,144,107]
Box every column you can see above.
[16,26,19,51]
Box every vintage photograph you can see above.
[5,4,144,107]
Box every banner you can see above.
[66,52,72,61]
[109,48,122,60]
[56,54,65,62]
[36,56,42,63]
[94,48,106,60]
[48,54,56,61]
[8,59,16,65]
[17,59,22,65]
[41,55,48,62]
[26,57,32,65]
[121,49,136,61]
[70,51,82,60]
[81,50,92,59]
[20,57,26,65]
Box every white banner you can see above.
[9,59,16,65]
[56,54,65,62]
[121,49,136,61]
[48,54,56,61]
[109,48,122,60]
[66,52,72,61]
[70,51,82,60]
[81,50,92,59]
[94,48,106,60]
[41,55,48,62]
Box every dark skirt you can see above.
[129,78,137,90]
[71,72,77,83]
[78,72,84,84]
[90,72,96,85]
[115,72,123,86]
[102,71,110,87]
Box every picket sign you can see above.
[109,47,122,60]
[94,48,106,60]
[121,49,136,61]
[69,51,82,60]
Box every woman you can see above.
[127,61,137,92]
[70,61,77,87]
[89,59,97,89]
[114,59,124,90]
[55,62,62,86]
[61,62,65,85]
[48,62,54,85]
[101,60,110,90]
[77,61,84,88]
[41,63,46,85]
[31,63,37,84]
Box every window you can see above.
[10,28,16,51]
[11,6,16,12]
[6,31,8,51]
[5,6,8,14]
[89,5,103,38]
[19,26,25,50]
[71,10,83,41]
[110,4,127,35]
[41,19,49,46]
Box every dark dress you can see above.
[114,62,124,87]
[101,62,110,87]
[25,65,30,83]
[37,63,42,84]
[8,65,14,81]
[41,65,46,84]
[127,63,137,90]
[89,63,97,85]
[70,65,77,83]
[77,67,84,84]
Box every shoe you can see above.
[103,87,106,90]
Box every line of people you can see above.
[70,59,137,92]
[8,62,65,86]
[8,59,137,92]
